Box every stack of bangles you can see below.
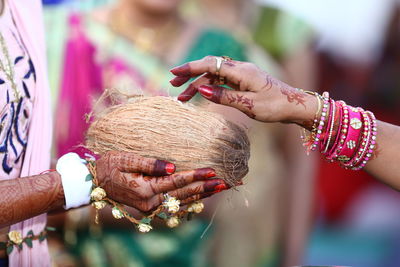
[301,91,377,170]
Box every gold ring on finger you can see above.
[215,56,223,77]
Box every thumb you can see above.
[198,85,256,118]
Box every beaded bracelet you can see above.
[342,110,370,169]
[311,93,329,151]
[351,111,377,170]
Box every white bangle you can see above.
[56,153,92,210]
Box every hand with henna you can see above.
[170,55,400,188]
[0,151,230,228]
[169,55,318,128]
[96,151,229,212]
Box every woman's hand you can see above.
[169,56,318,127]
[96,151,229,212]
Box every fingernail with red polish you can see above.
[214,183,228,193]
[169,76,190,87]
[170,63,190,76]
[194,168,216,180]
[178,84,197,102]
[206,170,216,178]
[205,180,224,192]
[178,94,190,102]
[198,85,214,99]
[165,163,176,174]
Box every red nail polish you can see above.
[165,163,176,174]
[206,170,216,178]
[170,63,190,76]
[198,85,213,99]
[214,183,228,192]
[170,76,190,87]
[178,94,189,102]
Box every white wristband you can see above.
[56,153,92,210]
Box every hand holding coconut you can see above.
[95,151,229,213]
[83,91,249,231]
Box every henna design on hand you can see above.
[226,93,254,110]
[226,93,255,118]
[263,74,278,91]
[280,87,307,108]
[223,61,236,67]
[0,172,65,228]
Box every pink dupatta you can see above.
[8,0,52,266]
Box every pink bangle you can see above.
[343,110,370,168]
[325,101,348,162]
[351,111,377,170]
[326,101,343,157]
[336,106,363,162]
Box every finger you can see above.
[177,73,214,102]
[197,85,256,118]
[180,192,214,205]
[150,179,228,208]
[106,151,176,176]
[180,181,244,205]
[170,56,249,90]
[178,72,242,102]
[169,75,191,87]
[170,56,241,77]
[166,179,229,200]
[147,168,216,194]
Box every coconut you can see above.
[85,96,250,185]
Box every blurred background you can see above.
[42,0,400,266]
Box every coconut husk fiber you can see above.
[85,96,250,185]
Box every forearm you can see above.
[363,121,400,189]
[0,172,65,228]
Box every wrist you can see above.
[286,92,319,130]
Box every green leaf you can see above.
[25,238,33,248]
[0,242,6,249]
[6,245,13,255]
[156,212,168,220]
[140,217,152,224]
[46,226,56,232]
[27,230,34,237]
[18,244,23,250]
[187,212,193,221]
[85,174,93,182]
